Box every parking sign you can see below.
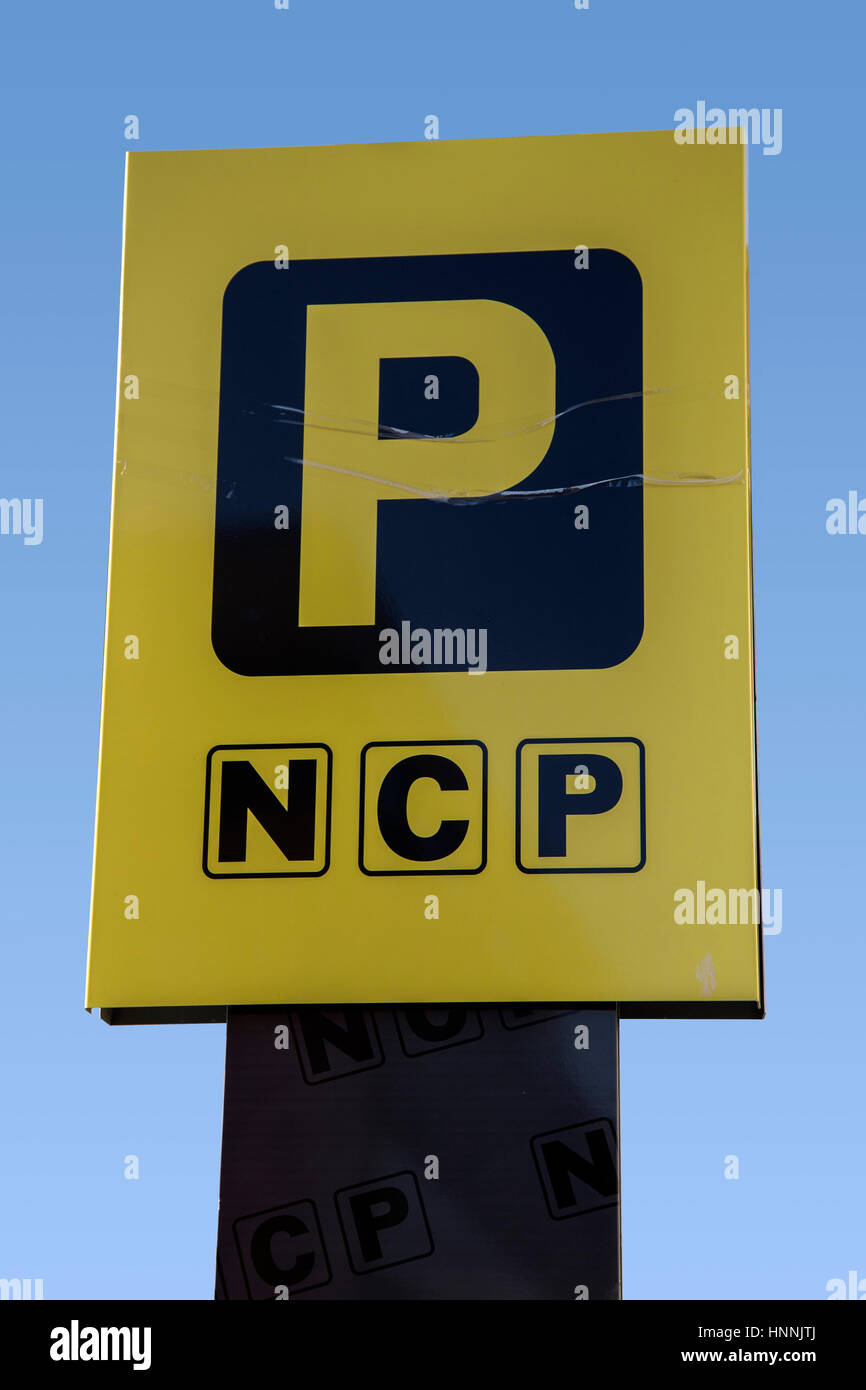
[87,131,761,1016]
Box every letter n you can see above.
[293,1009,384,1082]
[218,759,316,863]
[532,1120,618,1218]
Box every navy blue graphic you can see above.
[378,355,479,439]
[212,249,643,675]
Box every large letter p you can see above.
[298,299,556,628]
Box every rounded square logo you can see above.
[394,1006,484,1055]
[204,744,332,877]
[531,1119,619,1219]
[516,738,645,873]
[359,740,487,875]
[291,1008,384,1083]
[334,1172,434,1275]
[233,1200,331,1297]
[212,249,643,676]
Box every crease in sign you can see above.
[273,455,745,504]
[265,385,667,443]
[212,385,745,504]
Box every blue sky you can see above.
[1,0,863,1299]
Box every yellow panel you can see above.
[86,131,761,1016]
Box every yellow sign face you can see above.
[87,131,762,1017]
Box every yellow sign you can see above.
[87,131,762,1017]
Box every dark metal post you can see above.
[216,1004,620,1300]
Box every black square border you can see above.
[359,739,487,876]
[515,736,646,874]
[334,1169,435,1276]
[293,1008,385,1085]
[394,1006,484,1057]
[203,742,333,879]
[233,1197,333,1298]
[530,1118,619,1222]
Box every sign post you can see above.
[88,130,761,1298]
[215,1006,620,1301]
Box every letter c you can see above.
[377,754,469,861]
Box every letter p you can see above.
[537,753,623,857]
[299,299,556,627]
